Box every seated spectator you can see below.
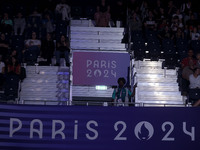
[158,26,174,40]
[188,68,200,106]
[181,49,196,69]
[0,33,10,61]
[190,27,200,40]
[143,10,157,31]
[56,35,70,66]
[181,49,197,95]
[41,33,55,65]
[129,12,142,32]
[196,53,200,68]
[14,12,26,35]
[7,56,21,75]
[0,55,5,88]
[23,31,41,63]
[172,9,183,21]
[0,13,13,34]
[55,0,71,21]
[175,28,185,40]
[94,0,111,27]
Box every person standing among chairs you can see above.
[55,35,70,66]
[94,0,111,27]
[112,77,136,106]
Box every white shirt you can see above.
[25,39,41,47]
[189,74,200,89]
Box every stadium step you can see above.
[134,60,184,106]
[20,66,70,105]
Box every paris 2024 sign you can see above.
[73,51,130,86]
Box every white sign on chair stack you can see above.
[134,60,185,107]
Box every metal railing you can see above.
[13,99,192,107]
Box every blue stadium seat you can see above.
[132,38,146,60]
[162,39,176,55]
[190,40,200,55]
[176,39,188,61]
[147,38,161,60]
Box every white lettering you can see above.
[9,118,22,137]
[30,119,43,139]
[111,61,117,68]
[101,60,107,68]
[183,122,195,141]
[87,60,92,67]
[93,60,99,68]
[162,122,175,141]
[74,120,78,140]
[52,120,65,139]
[114,121,127,141]
[86,120,98,140]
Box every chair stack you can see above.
[134,60,185,106]
[20,66,70,105]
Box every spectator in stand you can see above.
[186,13,198,27]
[0,13,13,34]
[56,35,70,66]
[14,12,26,36]
[175,28,185,40]
[112,0,126,27]
[55,0,71,21]
[42,14,54,37]
[140,1,150,21]
[190,27,200,40]
[41,33,55,65]
[0,33,10,61]
[172,9,183,22]
[196,53,200,68]
[188,68,200,106]
[143,10,157,31]
[158,25,174,40]
[94,0,111,27]
[181,49,197,95]
[156,7,167,22]
[129,12,142,32]
[153,0,164,19]
[166,0,176,20]
[181,49,197,69]
[127,0,140,15]
[7,56,21,75]
[0,55,5,88]
[181,0,193,15]
[24,31,41,62]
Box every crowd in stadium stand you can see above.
[0,0,200,103]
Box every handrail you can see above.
[17,99,190,107]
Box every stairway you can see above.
[20,66,70,105]
[134,60,185,106]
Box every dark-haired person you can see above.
[7,57,21,75]
[55,35,70,66]
[112,77,135,106]
[188,68,200,106]
[41,33,55,65]
[94,0,111,27]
